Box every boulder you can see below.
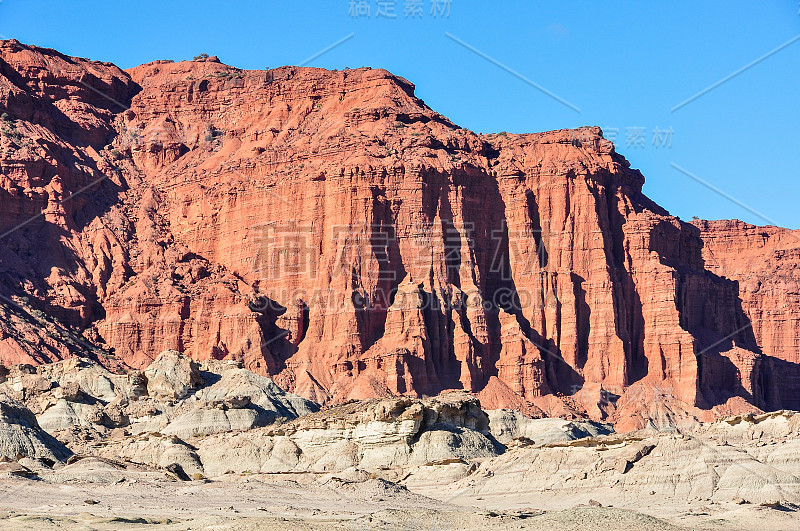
[162,408,260,439]
[195,366,317,420]
[54,381,83,401]
[144,350,203,400]
[126,370,148,398]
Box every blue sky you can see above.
[2,1,799,228]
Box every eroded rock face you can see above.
[173,393,500,476]
[144,350,203,400]
[692,219,800,411]
[1,353,799,521]
[486,409,612,445]
[0,392,71,462]
[18,389,501,477]
[0,355,317,456]
[422,411,800,509]
[0,39,798,429]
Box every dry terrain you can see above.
[0,353,798,530]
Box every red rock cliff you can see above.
[692,219,800,411]
[0,40,797,428]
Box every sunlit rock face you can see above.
[0,39,798,430]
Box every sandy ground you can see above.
[0,467,796,530]
[0,475,678,531]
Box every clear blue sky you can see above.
[2,1,799,228]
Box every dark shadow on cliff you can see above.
[587,171,649,385]
[247,295,298,375]
[417,167,485,392]
[460,167,583,395]
[754,356,800,411]
[649,218,765,408]
[358,182,408,354]
[0,49,140,350]
[571,273,591,369]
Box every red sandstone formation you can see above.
[692,219,800,412]
[0,39,798,429]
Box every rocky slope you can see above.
[0,39,798,430]
[0,353,502,476]
[0,351,316,458]
[0,356,798,530]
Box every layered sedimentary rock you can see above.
[0,39,140,366]
[0,353,317,457]
[0,391,72,462]
[3,355,800,522]
[0,39,798,429]
[415,410,800,509]
[692,219,800,410]
[2,385,800,529]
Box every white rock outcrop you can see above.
[0,392,71,463]
[144,350,203,400]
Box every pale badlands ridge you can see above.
[0,352,799,530]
